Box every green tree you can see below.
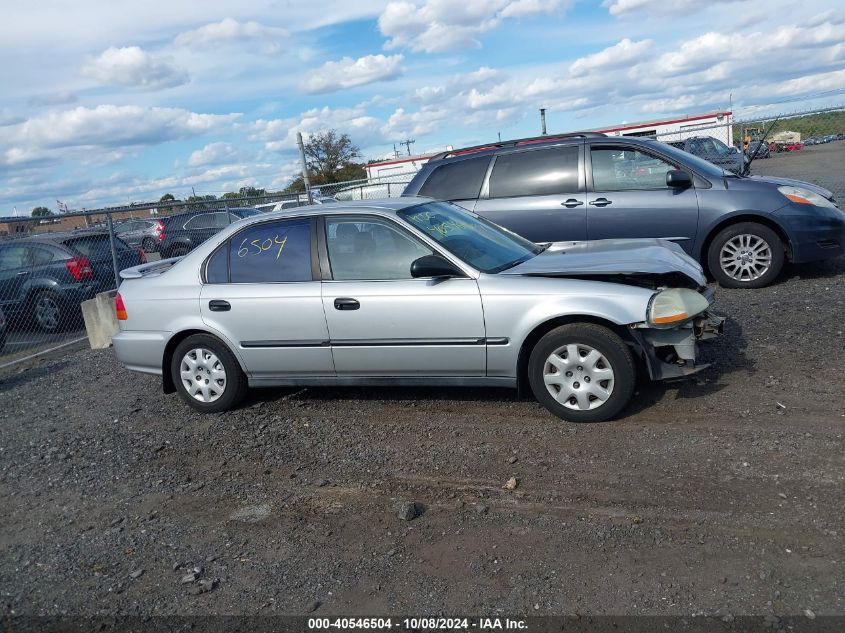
[31,206,53,217]
[304,130,362,184]
[238,186,266,198]
[159,193,176,203]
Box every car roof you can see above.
[250,197,432,223]
[11,229,110,245]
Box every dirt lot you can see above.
[1,253,844,622]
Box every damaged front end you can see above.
[630,287,726,380]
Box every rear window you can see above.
[489,146,580,198]
[63,235,132,258]
[418,156,490,200]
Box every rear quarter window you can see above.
[418,156,490,200]
[227,219,313,283]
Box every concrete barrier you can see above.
[82,290,119,349]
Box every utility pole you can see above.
[399,139,415,156]
[540,108,547,135]
[297,131,313,205]
[393,143,400,158]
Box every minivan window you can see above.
[418,156,490,200]
[591,147,678,191]
[228,218,312,283]
[488,146,579,198]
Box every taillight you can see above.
[159,231,166,242]
[66,256,94,281]
[154,220,164,234]
[138,249,147,264]
[115,293,128,320]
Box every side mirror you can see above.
[666,169,692,189]
[410,254,463,279]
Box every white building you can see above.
[365,152,441,180]
[594,111,734,145]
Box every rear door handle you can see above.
[561,199,584,208]
[208,300,231,312]
[589,198,612,207]
[334,298,360,311]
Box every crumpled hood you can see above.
[747,175,834,201]
[502,238,707,287]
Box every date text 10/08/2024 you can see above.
[307,618,528,630]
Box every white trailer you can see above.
[594,111,734,146]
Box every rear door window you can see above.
[227,218,313,283]
[418,156,490,200]
[488,146,579,198]
[0,245,28,271]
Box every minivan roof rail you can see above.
[430,132,607,160]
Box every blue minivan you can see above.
[402,133,844,288]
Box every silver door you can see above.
[199,217,334,379]
[321,216,486,376]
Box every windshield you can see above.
[398,201,542,273]
[649,140,730,178]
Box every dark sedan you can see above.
[0,230,143,332]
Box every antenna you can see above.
[399,139,415,156]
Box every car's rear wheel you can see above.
[31,291,65,333]
[142,237,157,252]
[171,334,248,413]
[528,323,636,423]
[708,222,784,289]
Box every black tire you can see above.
[171,334,248,413]
[170,244,190,257]
[528,323,636,423]
[141,237,157,252]
[707,222,784,289]
[30,290,66,333]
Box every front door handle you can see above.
[561,199,584,208]
[208,300,231,312]
[17,270,30,275]
[589,198,612,207]
[334,298,360,311]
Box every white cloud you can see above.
[250,105,386,152]
[1,105,239,166]
[570,38,653,76]
[379,0,569,53]
[301,54,404,94]
[174,18,288,53]
[82,46,188,90]
[187,142,241,167]
[604,0,746,17]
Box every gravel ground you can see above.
[1,260,844,621]
[751,142,845,202]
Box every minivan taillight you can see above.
[115,293,127,320]
[66,256,94,281]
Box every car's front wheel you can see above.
[171,334,248,413]
[708,222,784,288]
[528,323,636,423]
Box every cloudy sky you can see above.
[1,0,844,213]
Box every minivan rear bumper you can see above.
[774,204,845,263]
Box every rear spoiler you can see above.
[119,257,182,280]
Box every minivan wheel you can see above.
[708,222,784,289]
[528,323,636,423]
[171,334,248,413]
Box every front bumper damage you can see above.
[630,311,725,380]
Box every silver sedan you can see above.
[113,198,723,422]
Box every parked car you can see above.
[745,140,770,159]
[667,136,748,174]
[254,196,338,213]
[113,199,723,423]
[158,208,263,258]
[402,132,845,289]
[0,230,142,332]
[114,218,165,252]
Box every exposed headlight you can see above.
[778,185,836,209]
[648,288,710,328]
